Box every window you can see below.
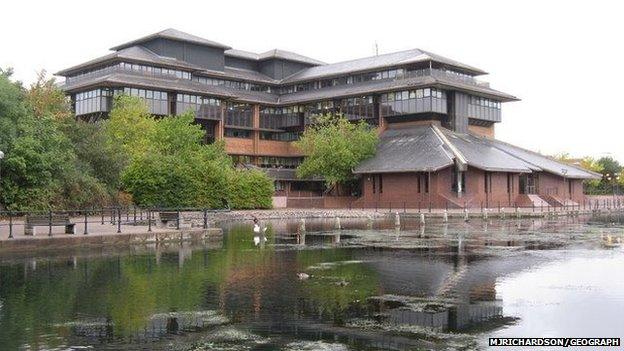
[469,96,501,110]
[372,176,376,194]
[224,128,252,138]
[484,172,492,193]
[380,88,447,117]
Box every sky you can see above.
[1,0,623,163]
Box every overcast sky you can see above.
[2,0,622,162]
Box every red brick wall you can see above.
[537,172,585,204]
[354,167,524,209]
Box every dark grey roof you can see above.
[225,48,325,66]
[440,130,533,173]
[110,28,231,51]
[354,124,600,179]
[225,49,260,60]
[485,139,601,179]
[353,125,454,174]
[258,49,325,66]
[282,49,486,84]
[56,46,205,76]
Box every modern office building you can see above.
[57,28,599,208]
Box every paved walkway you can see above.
[0,215,183,241]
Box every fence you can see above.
[286,196,624,213]
[0,207,230,239]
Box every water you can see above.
[0,215,623,350]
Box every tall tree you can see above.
[295,114,378,192]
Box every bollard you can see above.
[483,208,489,220]
[516,207,521,219]
[335,216,341,230]
[299,218,306,232]
[148,209,152,232]
[420,213,425,224]
[101,208,105,225]
[84,212,88,235]
[176,209,181,230]
[8,212,13,239]
[367,215,373,229]
[500,208,505,219]
[443,210,448,223]
[394,212,400,227]
[48,210,53,237]
[203,209,208,229]
[117,208,121,233]
[464,208,469,221]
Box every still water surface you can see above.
[0,215,623,350]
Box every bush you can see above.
[227,169,274,209]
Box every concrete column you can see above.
[215,105,225,140]
[252,104,260,155]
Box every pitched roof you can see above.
[110,28,231,51]
[55,46,205,76]
[440,129,533,173]
[282,49,487,84]
[258,49,326,66]
[353,125,455,174]
[354,124,600,179]
[225,48,325,66]
[485,138,602,179]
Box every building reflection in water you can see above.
[0,215,611,349]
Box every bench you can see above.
[158,211,180,227]
[24,214,75,236]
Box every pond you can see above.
[0,214,623,350]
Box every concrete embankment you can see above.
[0,227,222,252]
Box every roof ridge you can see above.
[430,124,467,169]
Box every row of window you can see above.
[225,104,253,127]
[118,62,191,79]
[279,67,478,95]
[176,93,221,106]
[224,128,252,138]
[75,88,112,101]
[122,87,169,115]
[259,131,301,141]
[380,88,445,102]
[259,106,303,129]
[280,68,410,94]
[74,89,112,115]
[67,62,192,83]
[470,96,501,109]
[193,76,273,93]
[258,156,302,168]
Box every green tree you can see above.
[105,95,156,160]
[112,98,272,209]
[579,157,604,194]
[227,169,274,209]
[597,156,621,178]
[295,114,378,192]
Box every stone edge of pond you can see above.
[0,228,223,253]
[212,208,621,223]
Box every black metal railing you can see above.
[0,206,230,239]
